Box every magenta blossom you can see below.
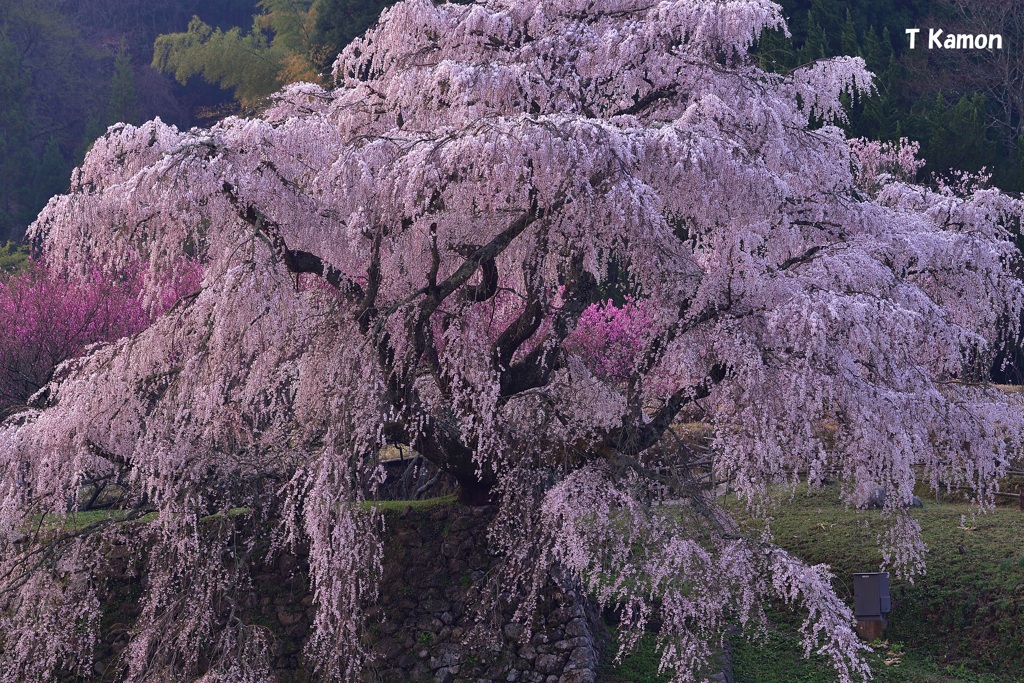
[0,258,201,410]
[566,297,653,383]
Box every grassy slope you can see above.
[602,486,1024,683]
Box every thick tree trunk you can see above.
[456,479,496,506]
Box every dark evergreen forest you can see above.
[764,0,1024,193]
[0,0,257,241]
[0,0,1021,243]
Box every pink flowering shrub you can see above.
[565,297,653,383]
[847,137,925,194]
[0,258,201,411]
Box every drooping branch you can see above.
[433,188,545,303]
[1,504,156,597]
[544,368,724,487]
[778,245,823,271]
[612,85,680,116]
[367,192,567,499]
[491,226,550,381]
[357,229,384,332]
[221,181,365,302]
[211,184,496,497]
[611,363,728,457]
[462,255,499,303]
[493,294,543,371]
[87,440,133,470]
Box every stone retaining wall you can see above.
[88,502,605,683]
[362,503,604,683]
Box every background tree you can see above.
[0,0,105,241]
[152,0,324,111]
[106,38,139,127]
[0,0,262,242]
[150,0,404,109]
[312,0,397,69]
[907,92,997,177]
[897,0,1024,190]
[27,139,69,219]
[759,0,1023,192]
[2,1,1024,682]
[907,0,1024,142]
[0,33,33,233]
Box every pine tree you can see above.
[755,25,796,73]
[798,12,828,64]
[29,138,67,213]
[927,94,995,174]
[840,9,858,57]
[0,33,32,238]
[105,38,138,126]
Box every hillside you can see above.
[602,486,1024,682]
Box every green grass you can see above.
[37,506,255,532]
[730,485,1024,677]
[364,494,457,513]
[36,509,158,531]
[38,496,452,532]
[601,485,1024,682]
[598,633,671,683]
[732,629,1004,683]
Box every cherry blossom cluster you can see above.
[847,137,926,194]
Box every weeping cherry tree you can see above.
[2,0,1024,681]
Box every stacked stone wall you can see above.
[86,502,604,683]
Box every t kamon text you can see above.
[906,28,1003,50]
